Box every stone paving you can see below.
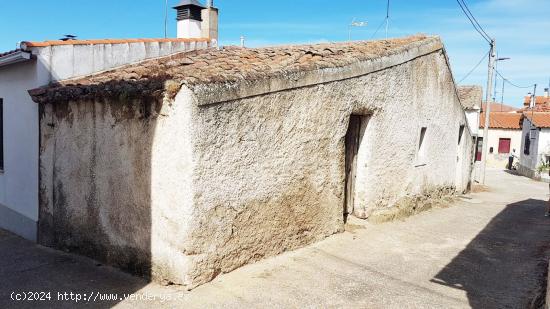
[1,169,549,308]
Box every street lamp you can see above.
[348,18,368,41]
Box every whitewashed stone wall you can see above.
[39,41,473,289]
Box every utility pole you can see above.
[532,84,538,108]
[164,0,168,38]
[500,78,505,111]
[480,39,496,185]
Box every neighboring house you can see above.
[478,112,522,168]
[29,34,474,289]
[520,90,550,110]
[457,85,482,137]
[518,90,550,179]
[457,86,482,182]
[482,102,519,113]
[519,112,550,180]
[0,1,218,241]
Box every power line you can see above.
[459,0,491,41]
[371,19,387,39]
[458,49,490,83]
[455,0,491,43]
[495,70,534,89]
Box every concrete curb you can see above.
[546,261,550,309]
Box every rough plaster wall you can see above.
[39,97,163,276]
[180,50,473,287]
[39,48,473,289]
[519,118,539,178]
[149,88,196,285]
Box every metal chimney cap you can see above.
[173,0,206,9]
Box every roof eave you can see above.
[0,51,32,67]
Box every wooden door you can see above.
[344,115,362,222]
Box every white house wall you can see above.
[0,40,209,241]
[519,117,550,178]
[465,110,480,136]
[0,60,42,240]
[537,128,550,160]
[180,48,473,288]
[484,128,522,168]
[28,40,209,82]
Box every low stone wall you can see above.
[24,39,210,82]
[518,164,539,181]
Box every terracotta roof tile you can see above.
[523,96,550,106]
[457,85,482,110]
[518,103,550,113]
[481,102,518,113]
[29,35,434,104]
[479,112,522,129]
[523,112,550,128]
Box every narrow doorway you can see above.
[344,115,367,223]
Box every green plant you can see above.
[536,159,550,173]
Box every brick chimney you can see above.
[173,0,206,39]
[201,0,219,46]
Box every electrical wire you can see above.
[371,19,387,39]
[496,70,534,89]
[372,0,391,39]
[459,0,492,41]
[458,50,490,84]
[455,0,491,43]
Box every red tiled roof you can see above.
[29,35,434,104]
[518,103,550,113]
[481,102,518,113]
[523,112,550,128]
[479,112,522,129]
[523,96,550,107]
[21,38,209,48]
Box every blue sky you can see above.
[0,0,548,107]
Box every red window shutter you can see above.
[498,138,511,154]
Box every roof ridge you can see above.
[29,35,439,105]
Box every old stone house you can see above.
[29,34,474,288]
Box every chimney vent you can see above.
[173,0,206,39]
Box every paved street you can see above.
[1,169,549,308]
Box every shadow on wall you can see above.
[431,199,550,308]
[36,78,166,305]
